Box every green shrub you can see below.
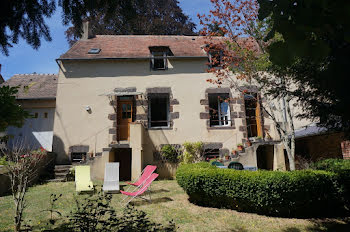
[66,167,75,181]
[313,159,350,211]
[0,156,7,165]
[176,163,346,217]
[57,190,176,232]
[181,142,203,164]
[160,145,181,163]
[312,158,350,171]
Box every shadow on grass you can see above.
[149,188,170,194]
[130,197,173,206]
[229,227,249,232]
[119,184,170,194]
[282,218,350,232]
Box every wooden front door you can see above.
[117,99,133,140]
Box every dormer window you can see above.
[149,46,172,70]
[205,44,224,68]
[208,50,223,68]
[151,51,167,70]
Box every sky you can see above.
[0,0,212,81]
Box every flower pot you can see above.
[237,145,244,151]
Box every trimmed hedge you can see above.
[313,158,350,172]
[313,159,350,211]
[176,162,348,217]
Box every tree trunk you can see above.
[283,138,296,171]
[285,97,296,171]
[269,96,296,171]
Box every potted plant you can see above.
[237,143,244,151]
[246,139,252,147]
[231,150,238,158]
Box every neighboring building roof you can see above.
[295,123,328,139]
[59,35,257,60]
[2,74,58,100]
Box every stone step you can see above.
[55,172,68,178]
[54,165,72,170]
[54,168,70,174]
[46,178,66,182]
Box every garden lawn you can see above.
[0,180,349,232]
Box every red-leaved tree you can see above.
[199,0,297,170]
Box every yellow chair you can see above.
[75,166,94,193]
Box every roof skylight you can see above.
[88,48,101,54]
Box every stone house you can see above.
[2,74,58,151]
[53,28,308,180]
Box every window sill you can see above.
[207,126,235,130]
[148,127,173,130]
[151,69,167,71]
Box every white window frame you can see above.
[217,98,231,126]
[209,93,231,127]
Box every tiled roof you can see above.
[59,35,257,59]
[295,123,328,139]
[1,74,58,100]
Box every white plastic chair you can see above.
[102,162,120,193]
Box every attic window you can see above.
[208,50,223,68]
[88,48,101,54]
[149,46,172,70]
[205,44,224,68]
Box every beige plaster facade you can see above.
[53,57,289,180]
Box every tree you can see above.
[0,86,28,133]
[0,0,120,55]
[64,0,196,46]
[199,0,297,170]
[0,145,46,232]
[257,0,350,136]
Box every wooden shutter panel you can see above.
[255,95,263,137]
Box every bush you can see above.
[160,145,181,163]
[182,142,203,164]
[56,190,176,232]
[312,158,350,172]
[66,167,75,181]
[0,156,7,165]
[176,162,347,217]
[313,159,350,211]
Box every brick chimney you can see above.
[341,141,350,159]
[81,21,94,40]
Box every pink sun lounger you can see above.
[126,165,157,187]
[120,173,159,205]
